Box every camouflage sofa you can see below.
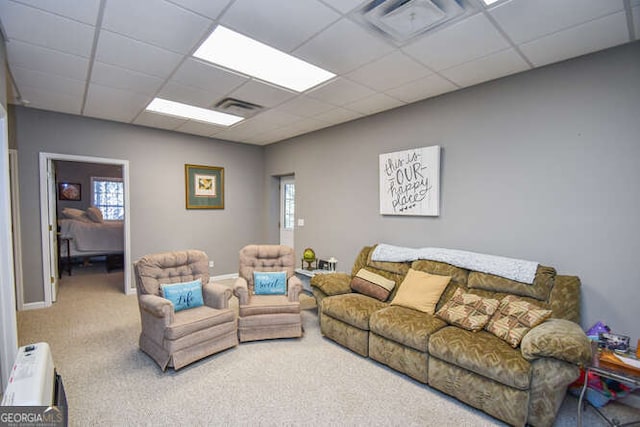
[311,245,591,427]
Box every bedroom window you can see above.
[91,177,124,220]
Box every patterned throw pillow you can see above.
[350,268,396,301]
[160,279,204,312]
[435,288,500,332]
[485,295,553,348]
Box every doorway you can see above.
[38,152,132,307]
[279,175,295,249]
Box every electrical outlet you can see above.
[209,261,214,268]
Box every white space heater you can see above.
[1,342,65,407]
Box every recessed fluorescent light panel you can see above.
[146,98,244,126]
[482,0,501,5]
[193,26,336,92]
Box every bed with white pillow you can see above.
[58,207,124,260]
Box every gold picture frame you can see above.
[185,164,224,209]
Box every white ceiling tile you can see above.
[520,12,630,67]
[634,6,640,40]
[275,96,336,118]
[221,0,340,52]
[171,59,248,93]
[175,120,227,137]
[133,111,187,131]
[314,107,363,124]
[0,1,95,57]
[18,86,83,115]
[294,18,395,74]
[344,93,405,115]
[402,13,510,71]
[12,66,85,99]
[84,83,152,123]
[102,0,212,54]
[490,0,624,44]
[307,77,376,106]
[11,0,101,25]
[91,62,164,96]
[95,30,183,78]
[440,49,530,87]
[158,81,226,108]
[385,74,457,103]
[228,80,297,108]
[346,51,432,91]
[247,109,300,129]
[6,40,89,81]
[320,0,366,14]
[166,0,233,20]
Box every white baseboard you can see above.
[211,273,238,281]
[20,301,47,311]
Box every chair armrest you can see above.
[520,318,591,366]
[138,294,174,324]
[233,277,250,305]
[203,281,233,309]
[287,275,303,302]
[310,272,352,296]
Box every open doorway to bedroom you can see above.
[36,152,132,308]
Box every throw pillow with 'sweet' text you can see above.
[253,271,287,295]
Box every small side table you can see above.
[578,353,640,427]
[57,235,73,278]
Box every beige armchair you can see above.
[233,245,303,342]
[134,250,238,370]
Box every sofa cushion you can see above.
[485,295,553,348]
[429,326,532,390]
[435,288,499,332]
[322,293,387,330]
[350,268,396,301]
[165,305,235,340]
[467,265,556,302]
[370,305,447,352]
[390,269,451,314]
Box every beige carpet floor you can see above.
[16,264,637,426]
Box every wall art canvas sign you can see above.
[379,145,440,216]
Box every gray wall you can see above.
[13,108,264,303]
[265,41,640,342]
[55,161,123,215]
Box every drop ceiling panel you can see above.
[12,66,86,99]
[6,40,89,81]
[19,86,82,115]
[489,0,624,44]
[11,0,101,25]
[95,30,183,78]
[91,62,165,96]
[170,59,248,93]
[294,18,395,74]
[0,1,95,57]
[221,0,340,52]
[102,0,212,54]
[402,13,510,71]
[346,51,432,91]
[634,6,640,40]
[175,120,226,137]
[520,12,630,67]
[84,83,151,123]
[165,0,233,20]
[308,77,375,106]
[228,80,297,108]
[314,106,363,124]
[385,74,458,103]
[344,93,405,115]
[320,0,365,14]
[157,81,226,108]
[275,96,336,118]
[440,49,530,88]
[134,111,187,131]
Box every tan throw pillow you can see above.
[390,269,451,314]
[86,206,104,223]
[350,268,396,301]
[435,288,500,332]
[485,295,553,348]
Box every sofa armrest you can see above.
[520,319,591,366]
[310,273,352,296]
[138,294,174,324]
[203,281,233,309]
[287,275,302,302]
[233,277,250,305]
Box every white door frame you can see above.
[0,106,18,390]
[9,149,24,310]
[279,175,295,249]
[39,152,133,305]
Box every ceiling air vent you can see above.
[215,98,263,118]
[355,0,475,44]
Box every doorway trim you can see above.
[9,149,24,310]
[39,152,133,306]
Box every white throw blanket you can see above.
[371,244,539,284]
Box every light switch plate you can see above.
[297,219,305,226]
[209,261,214,268]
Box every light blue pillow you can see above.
[253,271,287,295]
[160,279,204,312]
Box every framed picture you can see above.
[185,164,224,209]
[379,145,440,216]
[58,182,81,201]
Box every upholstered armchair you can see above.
[134,250,238,370]
[233,245,303,342]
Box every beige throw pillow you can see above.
[485,295,552,348]
[435,288,500,332]
[86,206,104,223]
[390,269,451,314]
[350,268,396,301]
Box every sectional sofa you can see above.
[310,245,591,427]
